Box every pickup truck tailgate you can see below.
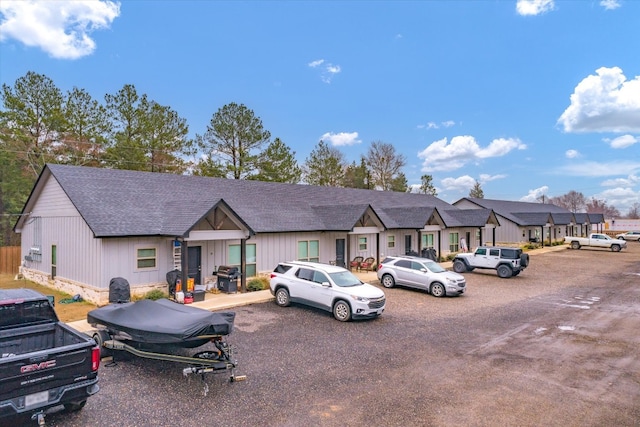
[0,343,99,415]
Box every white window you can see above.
[449,233,459,252]
[421,233,434,248]
[298,240,319,262]
[136,246,158,270]
[229,243,257,277]
[387,235,395,248]
[359,237,368,251]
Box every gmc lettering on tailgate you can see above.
[21,360,57,373]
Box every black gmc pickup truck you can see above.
[0,289,100,426]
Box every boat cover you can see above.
[87,298,235,344]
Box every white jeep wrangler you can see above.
[452,246,529,278]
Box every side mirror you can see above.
[321,281,331,288]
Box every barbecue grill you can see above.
[217,266,240,293]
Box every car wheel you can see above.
[430,282,446,297]
[453,260,467,273]
[275,287,290,307]
[611,244,621,252]
[570,241,580,250]
[497,265,512,278]
[381,274,395,288]
[93,330,112,359]
[333,300,352,322]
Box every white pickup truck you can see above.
[564,233,627,252]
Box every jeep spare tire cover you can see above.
[520,253,529,267]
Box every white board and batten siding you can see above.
[21,176,105,289]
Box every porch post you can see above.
[181,240,189,292]
[240,238,247,293]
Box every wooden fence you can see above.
[0,246,21,275]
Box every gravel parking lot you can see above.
[42,243,640,427]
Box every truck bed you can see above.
[1,322,88,357]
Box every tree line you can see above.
[0,71,438,245]
[2,71,635,246]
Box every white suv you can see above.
[452,246,529,278]
[269,261,386,322]
[376,256,466,297]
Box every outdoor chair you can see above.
[359,256,376,271]
[349,256,364,270]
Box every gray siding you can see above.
[22,177,105,289]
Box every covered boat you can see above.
[87,298,235,347]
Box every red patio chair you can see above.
[359,256,376,271]
[349,256,364,270]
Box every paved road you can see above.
[41,243,640,427]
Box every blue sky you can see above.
[1,0,639,213]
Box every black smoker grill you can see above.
[217,266,240,293]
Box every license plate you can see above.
[25,390,48,407]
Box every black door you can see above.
[188,246,201,286]
[405,235,412,255]
[335,239,346,267]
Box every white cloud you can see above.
[0,0,120,59]
[592,187,640,213]
[441,175,476,191]
[557,67,640,133]
[516,0,555,16]
[601,174,639,188]
[309,58,341,83]
[600,0,621,10]
[557,160,640,177]
[479,173,507,183]
[565,149,580,158]
[419,120,456,130]
[320,132,361,147]
[520,186,549,202]
[604,134,638,149]
[418,135,526,172]
[477,137,527,158]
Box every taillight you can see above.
[91,346,101,371]
[270,273,277,279]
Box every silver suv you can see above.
[452,246,529,278]
[376,256,466,297]
[269,261,386,321]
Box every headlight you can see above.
[351,295,370,302]
[446,277,457,284]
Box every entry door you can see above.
[405,235,412,255]
[335,239,346,267]
[188,246,202,285]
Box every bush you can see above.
[247,277,269,292]
[139,289,168,301]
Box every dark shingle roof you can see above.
[20,165,498,237]
[441,208,498,227]
[459,197,579,226]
